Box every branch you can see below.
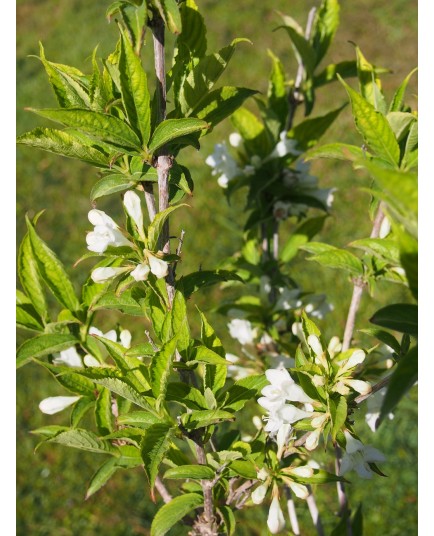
[334,446,352,536]
[194,441,218,535]
[155,476,172,504]
[306,485,325,536]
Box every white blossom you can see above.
[274,287,302,311]
[83,354,102,367]
[205,143,241,188]
[120,329,132,349]
[130,262,151,281]
[91,266,127,283]
[379,216,391,238]
[52,346,82,367]
[229,132,243,147]
[251,482,268,504]
[123,190,144,235]
[267,495,285,534]
[146,251,169,279]
[365,388,394,432]
[39,396,80,415]
[228,319,257,345]
[86,209,132,253]
[269,131,300,159]
[307,187,337,209]
[339,432,386,479]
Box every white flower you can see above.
[130,262,150,281]
[83,354,101,367]
[276,423,292,459]
[52,346,82,367]
[379,216,391,238]
[123,191,144,236]
[89,326,117,342]
[267,495,285,534]
[91,266,127,283]
[273,201,291,221]
[270,131,300,159]
[146,251,169,279]
[365,388,394,432]
[304,294,334,320]
[306,187,337,209]
[274,287,302,311]
[120,329,132,349]
[86,209,132,253]
[339,432,386,479]
[228,319,257,346]
[260,368,313,407]
[206,143,241,188]
[251,482,268,504]
[39,396,80,415]
[229,132,243,147]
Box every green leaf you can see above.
[95,387,114,436]
[389,68,418,112]
[303,244,364,277]
[93,289,145,316]
[17,127,110,167]
[311,0,340,65]
[290,468,347,485]
[191,346,230,366]
[379,345,417,424]
[222,375,268,411]
[192,87,257,133]
[171,289,190,354]
[16,299,44,332]
[150,493,203,536]
[231,106,271,157]
[29,108,142,151]
[70,397,94,428]
[148,118,208,153]
[150,336,178,401]
[288,105,345,150]
[141,423,175,493]
[279,24,316,76]
[267,50,288,128]
[181,409,235,430]
[338,76,400,167]
[90,174,141,202]
[199,309,227,394]
[331,397,347,440]
[17,233,48,322]
[119,30,151,144]
[26,216,80,312]
[305,142,365,163]
[166,383,207,410]
[117,411,160,428]
[147,204,187,250]
[86,457,121,499]
[386,112,416,143]
[163,464,214,480]
[349,238,400,265]
[281,216,328,262]
[17,333,78,368]
[179,39,249,115]
[178,0,207,58]
[370,304,417,336]
[359,328,401,355]
[313,60,358,87]
[219,505,236,536]
[47,429,117,454]
[354,46,383,108]
[180,270,243,298]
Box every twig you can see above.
[173,229,186,278]
[285,487,300,535]
[142,181,157,222]
[354,374,391,404]
[194,441,218,535]
[306,485,325,536]
[155,476,172,504]
[145,330,158,351]
[334,446,352,536]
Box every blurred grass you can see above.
[17,0,417,534]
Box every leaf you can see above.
[181,409,235,430]
[47,429,117,454]
[16,299,44,332]
[17,232,49,322]
[166,383,207,410]
[219,505,236,536]
[354,46,383,108]
[150,336,178,401]
[117,411,160,428]
[389,68,418,112]
[179,39,249,115]
[71,397,94,428]
[359,328,401,355]
[279,24,316,76]
[311,0,340,65]
[171,289,190,354]
[29,108,142,151]
[141,423,175,493]
[289,105,345,150]
[314,60,358,87]
[338,76,400,167]
[222,375,268,411]
[370,304,417,336]
[180,270,243,298]
[163,465,214,480]
[16,333,78,368]
[267,50,288,128]
[92,289,144,316]
[280,216,328,262]
[305,142,365,162]
[95,387,114,436]
[349,238,400,265]
[378,345,417,424]
[231,106,271,157]
[17,127,111,167]
[147,204,188,250]
[386,112,416,143]
[86,457,120,499]
[304,244,364,277]
[148,118,208,153]
[331,397,347,440]
[191,346,230,366]
[119,29,151,144]
[150,493,203,536]
[90,174,141,201]
[192,87,257,133]
[199,309,227,394]
[26,216,80,312]
[178,0,207,58]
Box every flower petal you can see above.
[39,396,80,415]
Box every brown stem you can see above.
[354,373,391,404]
[142,181,157,222]
[155,476,172,503]
[194,442,217,535]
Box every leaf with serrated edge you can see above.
[17,333,78,369]
[47,429,117,454]
[150,493,203,536]
[141,423,174,493]
[147,204,187,250]
[148,118,208,153]
[150,336,178,401]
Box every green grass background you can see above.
[17,0,417,534]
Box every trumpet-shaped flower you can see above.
[146,251,169,279]
[260,368,314,408]
[267,494,285,534]
[130,262,151,281]
[339,432,386,479]
[123,190,144,236]
[52,346,82,367]
[228,319,257,346]
[91,266,128,283]
[205,143,242,188]
[269,131,300,159]
[86,209,133,253]
[39,396,80,415]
